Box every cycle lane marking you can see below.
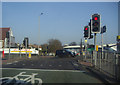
[1,71,43,84]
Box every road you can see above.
[1,56,106,84]
[2,56,83,70]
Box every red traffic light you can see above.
[94,17,98,20]
[85,28,88,30]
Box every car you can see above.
[55,49,75,58]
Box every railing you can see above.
[82,51,120,81]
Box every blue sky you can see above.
[2,2,118,45]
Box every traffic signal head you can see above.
[91,14,101,33]
[101,25,106,34]
[84,26,90,38]
[88,19,93,39]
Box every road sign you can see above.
[87,48,94,51]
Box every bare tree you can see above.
[48,39,63,53]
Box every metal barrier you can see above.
[83,51,120,80]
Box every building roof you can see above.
[0,27,10,40]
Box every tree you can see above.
[48,39,63,53]
[41,43,48,56]
[41,44,48,52]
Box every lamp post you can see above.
[38,13,43,56]
[9,29,11,59]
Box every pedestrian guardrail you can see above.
[82,51,120,81]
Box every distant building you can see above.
[0,27,15,48]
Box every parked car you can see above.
[55,49,75,58]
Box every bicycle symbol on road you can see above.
[0,72,42,85]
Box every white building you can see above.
[0,27,15,48]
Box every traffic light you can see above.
[88,19,93,39]
[84,26,90,38]
[23,40,25,46]
[91,14,101,33]
[101,25,106,34]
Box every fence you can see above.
[83,51,120,81]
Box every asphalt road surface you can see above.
[2,56,83,70]
[1,56,106,84]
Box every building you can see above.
[0,27,15,48]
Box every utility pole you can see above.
[38,13,43,56]
[38,15,40,56]
[9,29,11,59]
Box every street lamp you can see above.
[9,29,11,59]
[38,13,43,55]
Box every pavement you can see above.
[78,60,93,67]
[77,59,120,84]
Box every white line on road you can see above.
[14,61,18,63]
[31,64,34,66]
[1,68,86,73]
[59,65,62,67]
[40,64,43,66]
[73,63,79,67]
[6,63,12,65]
[49,65,52,66]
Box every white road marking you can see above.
[14,61,18,63]
[40,64,43,66]
[73,63,79,67]
[49,65,52,66]
[22,64,25,65]
[7,63,12,65]
[31,64,34,66]
[1,68,86,73]
[59,65,62,67]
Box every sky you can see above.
[2,2,118,45]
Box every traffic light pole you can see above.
[94,33,97,66]
[94,33,97,50]
[26,39,27,58]
[85,38,87,60]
